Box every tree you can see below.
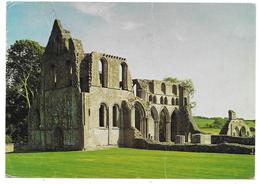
[163,77,196,108]
[6,40,44,143]
[6,40,44,108]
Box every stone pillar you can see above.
[166,121,171,142]
[108,107,112,145]
[130,107,135,128]
[154,121,159,141]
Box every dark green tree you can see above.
[6,40,44,143]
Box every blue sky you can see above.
[6,2,256,119]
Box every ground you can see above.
[6,148,254,178]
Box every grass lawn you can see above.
[6,148,255,179]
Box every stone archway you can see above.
[134,101,147,138]
[151,106,159,141]
[239,126,246,137]
[171,109,179,142]
[54,127,64,149]
[159,107,170,142]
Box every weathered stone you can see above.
[220,110,252,137]
[191,134,211,144]
[27,19,200,151]
[175,135,185,144]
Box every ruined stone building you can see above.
[28,20,200,151]
[220,110,252,137]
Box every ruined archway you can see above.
[171,109,179,142]
[240,126,246,137]
[54,127,64,149]
[159,107,170,142]
[150,106,159,141]
[134,101,146,138]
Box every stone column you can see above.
[154,121,159,141]
[108,107,112,145]
[166,121,171,142]
[130,107,135,128]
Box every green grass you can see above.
[6,148,255,178]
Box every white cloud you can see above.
[71,3,143,31]
[72,2,115,22]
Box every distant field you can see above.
[194,116,255,135]
[6,148,255,178]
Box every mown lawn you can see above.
[6,148,255,179]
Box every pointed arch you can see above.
[99,58,108,87]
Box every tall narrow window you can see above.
[121,62,128,90]
[99,58,108,87]
[149,95,153,102]
[161,83,166,94]
[99,104,108,127]
[160,97,164,104]
[184,97,188,105]
[176,98,179,105]
[113,105,120,127]
[149,82,153,93]
[164,97,168,105]
[171,98,175,105]
[172,85,177,95]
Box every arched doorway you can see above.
[54,127,64,149]
[240,126,246,137]
[151,106,159,141]
[171,109,179,142]
[159,108,170,142]
[135,101,146,138]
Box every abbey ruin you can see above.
[27,20,253,152]
[27,20,202,150]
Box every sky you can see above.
[6,2,256,119]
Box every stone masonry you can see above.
[27,20,201,151]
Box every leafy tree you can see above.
[163,77,196,108]
[6,40,44,108]
[6,40,44,143]
[208,117,226,128]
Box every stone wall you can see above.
[134,138,255,154]
[211,135,255,145]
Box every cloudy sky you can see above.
[6,2,256,119]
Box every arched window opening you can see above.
[134,102,146,137]
[99,104,108,127]
[161,83,166,94]
[66,60,72,86]
[159,110,167,142]
[176,98,179,105]
[164,97,168,105]
[153,96,157,104]
[120,62,128,90]
[113,105,120,127]
[149,82,154,93]
[51,65,57,88]
[149,95,153,102]
[172,85,177,95]
[99,58,108,88]
[171,98,175,105]
[160,97,164,104]
[184,97,188,105]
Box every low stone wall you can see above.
[5,144,14,153]
[134,139,255,155]
[211,135,255,145]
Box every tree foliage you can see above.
[163,77,196,107]
[6,40,44,143]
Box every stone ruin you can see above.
[26,20,254,154]
[219,110,252,137]
[27,19,201,151]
